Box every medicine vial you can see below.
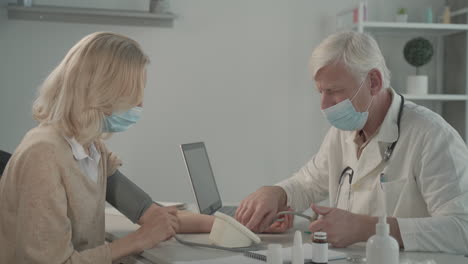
[311,232,328,264]
[267,244,283,264]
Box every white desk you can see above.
[105,208,468,264]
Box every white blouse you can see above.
[64,137,101,182]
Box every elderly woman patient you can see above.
[0,32,214,263]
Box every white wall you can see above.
[0,0,443,204]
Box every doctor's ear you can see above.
[368,69,383,96]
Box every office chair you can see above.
[0,150,12,179]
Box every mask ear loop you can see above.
[350,76,374,113]
[365,96,375,112]
[350,77,367,102]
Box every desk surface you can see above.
[105,209,468,264]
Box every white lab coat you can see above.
[277,88,468,254]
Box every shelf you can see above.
[353,22,468,36]
[402,94,468,101]
[6,4,175,27]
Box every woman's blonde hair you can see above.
[33,32,149,145]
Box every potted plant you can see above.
[395,8,408,22]
[149,0,170,13]
[403,37,434,95]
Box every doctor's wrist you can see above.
[356,215,378,243]
[273,186,288,209]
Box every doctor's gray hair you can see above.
[309,31,391,89]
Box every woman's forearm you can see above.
[178,211,214,233]
[109,230,143,261]
[138,204,214,233]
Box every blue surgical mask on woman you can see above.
[321,79,374,131]
[103,106,143,133]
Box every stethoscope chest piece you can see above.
[383,145,393,161]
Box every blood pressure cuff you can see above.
[106,169,154,223]
[0,150,12,176]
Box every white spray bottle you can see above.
[291,230,304,264]
[366,214,399,264]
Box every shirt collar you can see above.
[375,87,401,143]
[64,136,100,162]
[345,87,401,144]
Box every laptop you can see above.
[181,142,237,216]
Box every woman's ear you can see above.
[102,105,113,116]
[369,69,383,96]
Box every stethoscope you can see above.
[334,94,405,210]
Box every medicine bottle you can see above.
[267,244,283,264]
[311,232,328,264]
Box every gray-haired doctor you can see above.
[235,31,468,254]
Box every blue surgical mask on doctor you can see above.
[321,78,374,131]
[103,106,143,133]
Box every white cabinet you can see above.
[7,1,175,27]
[32,0,150,12]
[337,2,468,141]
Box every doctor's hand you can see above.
[235,186,288,233]
[262,207,294,233]
[309,204,373,248]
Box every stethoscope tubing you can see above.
[334,94,405,209]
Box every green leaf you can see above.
[403,37,434,68]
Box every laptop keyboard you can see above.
[218,206,238,217]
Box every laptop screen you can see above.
[181,142,222,215]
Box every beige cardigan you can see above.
[0,125,122,263]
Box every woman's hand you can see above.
[110,205,179,261]
[135,205,180,250]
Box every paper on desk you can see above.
[156,201,187,209]
[105,202,186,217]
[173,244,346,264]
[173,255,263,264]
[105,207,125,216]
[252,243,347,262]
